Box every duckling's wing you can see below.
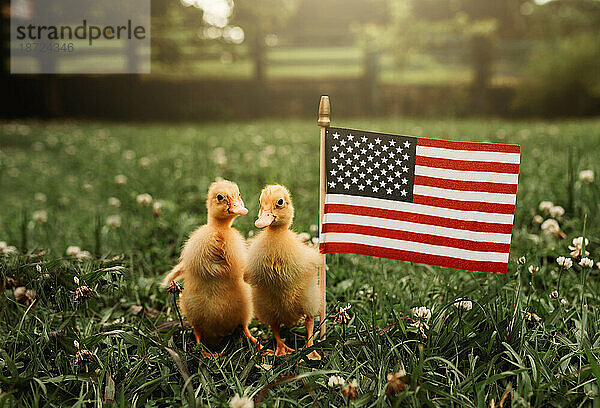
[301,241,322,270]
[162,263,184,287]
[202,232,231,276]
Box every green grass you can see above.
[1,118,600,406]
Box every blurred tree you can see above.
[513,32,600,116]
[410,0,527,38]
[526,0,600,39]
[360,1,498,74]
[230,0,299,82]
[283,0,388,45]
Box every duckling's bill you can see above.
[255,211,274,228]
[229,201,248,215]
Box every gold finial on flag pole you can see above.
[317,95,330,339]
[318,96,331,127]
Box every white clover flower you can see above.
[32,210,48,224]
[213,147,227,166]
[348,379,358,388]
[556,256,573,269]
[66,246,81,257]
[64,145,77,155]
[579,170,594,184]
[82,183,93,192]
[263,145,276,156]
[114,175,128,185]
[229,394,253,408]
[549,206,565,219]
[75,250,92,261]
[340,303,351,312]
[6,245,18,254]
[560,298,569,306]
[541,219,560,235]
[152,201,162,217]
[122,150,136,160]
[34,193,47,203]
[412,306,432,321]
[0,241,18,255]
[453,299,473,311]
[108,197,121,208]
[518,256,527,265]
[136,193,153,206]
[539,201,554,213]
[328,375,346,388]
[311,237,319,246]
[139,157,151,168]
[45,134,58,147]
[106,215,121,229]
[13,286,26,302]
[532,215,544,224]
[579,257,594,268]
[569,237,589,258]
[528,265,539,274]
[310,224,318,234]
[549,290,559,299]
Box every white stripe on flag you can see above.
[323,213,512,243]
[320,233,510,263]
[414,165,519,184]
[413,185,517,205]
[325,194,514,224]
[416,146,521,164]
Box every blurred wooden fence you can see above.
[1,25,532,119]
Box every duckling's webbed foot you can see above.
[303,316,321,360]
[272,326,295,356]
[243,326,259,345]
[192,327,221,358]
[193,326,203,345]
[201,351,222,359]
[275,343,295,356]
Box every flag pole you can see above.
[317,95,330,339]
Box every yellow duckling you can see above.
[163,180,256,355]
[246,185,321,360]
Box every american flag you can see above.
[319,127,520,274]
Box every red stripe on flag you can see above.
[320,242,508,273]
[414,175,518,194]
[322,223,510,253]
[416,155,520,174]
[417,137,521,154]
[412,195,516,214]
[324,203,514,234]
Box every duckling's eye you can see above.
[277,198,284,206]
[217,194,224,201]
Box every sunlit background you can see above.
[0,0,599,118]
